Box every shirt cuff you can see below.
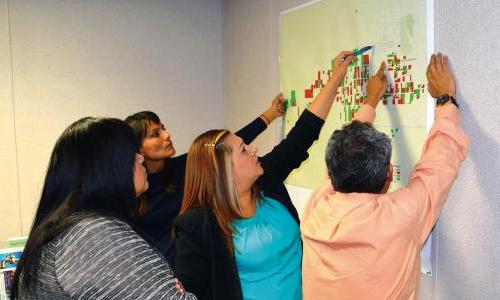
[257,116,268,128]
[435,103,461,124]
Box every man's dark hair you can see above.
[325,121,392,193]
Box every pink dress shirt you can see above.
[301,103,469,300]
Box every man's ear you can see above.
[380,163,394,194]
[387,163,394,182]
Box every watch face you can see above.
[437,94,451,105]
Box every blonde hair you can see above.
[180,129,241,252]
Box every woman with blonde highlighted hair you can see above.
[180,129,259,252]
[174,51,357,300]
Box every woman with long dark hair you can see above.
[174,51,377,299]
[124,96,283,268]
[10,117,195,299]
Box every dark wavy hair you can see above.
[325,121,392,193]
[124,111,161,147]
[10,117,140,298]
[124,111,177,194]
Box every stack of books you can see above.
[6,237,27,249]
[0,246,24,300]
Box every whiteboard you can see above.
[279,0,434,275]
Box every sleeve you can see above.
[260,109,324,182]
[353,104,376,123]
[55,218,196,300]
[174,216,210,299]
[387,104,469,245]
[235,116,267,144]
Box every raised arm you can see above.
[235,93,284,144]
[307,51,354,119]
[259,93,285,126]
[260,51,354,181]
[388,53,469,244]
[353,62,387,123]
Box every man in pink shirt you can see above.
[301,53,469,300]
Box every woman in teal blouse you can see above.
[233,195,302,299]
[174,50,354,300]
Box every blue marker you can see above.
[341,45,373,62]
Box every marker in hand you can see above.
[340,45,374,62]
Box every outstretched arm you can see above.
[307,51,354,119]
[388,53,468,244]
[260,51,354,181]
[235,93,285,144]
[259,93,285,125]
[354,62,388,123]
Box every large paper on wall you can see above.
[280,0,429,191]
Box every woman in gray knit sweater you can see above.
[10,117,196,300]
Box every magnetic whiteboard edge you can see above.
[280,0,324,16]
[426,0,435,133]
[421,0,435,277]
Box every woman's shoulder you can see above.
[174,207,211,228]
[72,215,130,230]
[57,215,137,246]
[167,154,188,169]
[48,216,147,271]
[174,207,211,224]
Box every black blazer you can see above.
[135,117,267,269]
[174,110,324,300]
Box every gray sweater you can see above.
[19,216,196,299]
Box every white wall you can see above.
[222,0,500,298]
[222,0,284,155]
[431,0,500,298]
[0,0,22,249]
[0,0,224,247]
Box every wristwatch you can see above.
[436,94,459,109]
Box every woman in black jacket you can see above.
[124,96,283,268]
[174,51,356,300]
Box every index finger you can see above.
[429,54,437,71]
[436,53,444,71]
[335,50,354,61]
[376,61,386,77]
[273,93,283,102]
[442,54,450,71]
[339,50,354,57]
[342,55,355,65]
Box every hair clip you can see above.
[204,143,216,147]
[214,131,227,144]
